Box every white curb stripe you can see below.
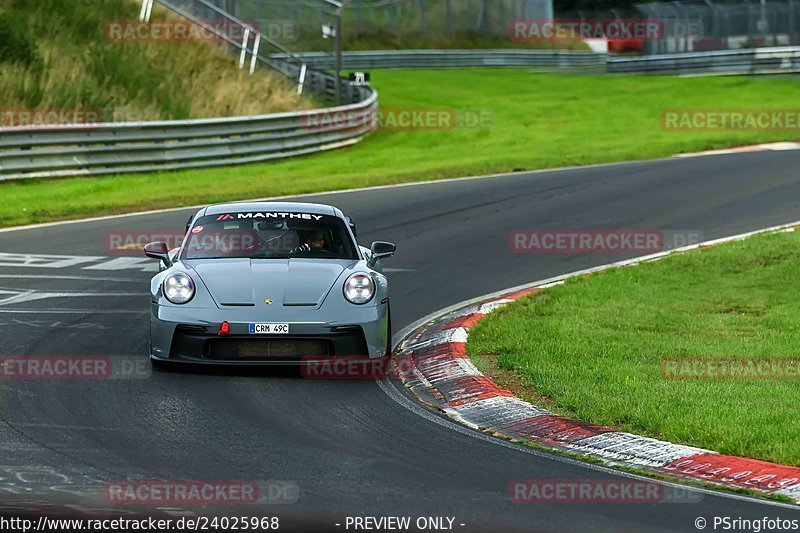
[777,485,800,499]
[424,357,483,383]
[445,397,552,429]
[477,299,513,314]
[570,433,713,468]
[401,327,469,352]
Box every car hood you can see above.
[186,259,357,307]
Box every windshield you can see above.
[181,213,358,260]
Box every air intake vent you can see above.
[205,339,331,360]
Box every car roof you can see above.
[202,202,340,217]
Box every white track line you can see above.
[2,143,790,235]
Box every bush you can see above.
[0,11,39,65]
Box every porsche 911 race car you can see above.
[144,202,395,366]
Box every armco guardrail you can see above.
[273,49,608,70]
[284,47,800,75]
[0,93,376,181]
[608,47,800,75]
[5,44,798,181]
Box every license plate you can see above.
[249,323,290,335]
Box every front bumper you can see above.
[150,302,389,365]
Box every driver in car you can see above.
[296,230,326,252]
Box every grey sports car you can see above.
[144,202,395,367]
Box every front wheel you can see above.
[385,304,392,357]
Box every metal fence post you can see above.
[336,12,343,104]
[238,26,250,69]
[249,32,261,75]
[139,0,154,22]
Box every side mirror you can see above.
[144,241,172,268]
[368,241,396,267]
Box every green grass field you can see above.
[2,69,800,228]
[467,229,800,466]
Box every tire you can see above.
[385,304,393,357]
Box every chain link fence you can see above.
[214,0,553,52]
[635,0,800,54]
[203,0,800,56]
[149,0,800,60]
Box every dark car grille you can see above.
[205,339,331,360]
[170,326,369,362]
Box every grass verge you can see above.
[2,69,800,228]
[0,0,309,121]
[467,229,800,466]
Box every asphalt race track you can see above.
[1,151,800,531]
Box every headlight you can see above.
[163,273,195,304]
[343,273,375,304]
